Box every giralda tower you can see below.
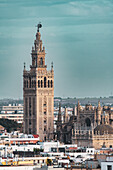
[23,24,54,141]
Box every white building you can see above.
[101,156,113,170]
[0,104,23,123]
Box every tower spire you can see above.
[31,23,47,69]
[97,101,101,125]
[51,62,53,70]
[64,106,68,123]
[24,62,26,70]
[77,100,80,122]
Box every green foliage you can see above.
[0,118,21,132]
[54,97,62,100]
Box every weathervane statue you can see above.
[36,22,42,32]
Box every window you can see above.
[29,119,31,125]
[29,77,31,88]
[29,97,31,108]
[41,80,43,87]
[38,80,40,88]
[44,111,46,115]
[40,57,43,65]
[29,97,31,116]
[24,80,26,88]
[29,128,31,134]
[85,117,91,127]
[107,165,112,170]
[44,120,46,124]
[44,77,46,88]
[44,127,46,132]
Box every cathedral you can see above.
[23,24,113,147]
[23,24,54,141]
[56,101,113,149]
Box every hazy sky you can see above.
[0,0,113,99]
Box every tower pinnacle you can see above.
[51,62,53,70]
[24,62,26,70]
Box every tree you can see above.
[0,118,21,132]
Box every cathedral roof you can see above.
[94,124,113,135]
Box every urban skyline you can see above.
[0,0,113,99]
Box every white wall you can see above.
[0,166,35,170]
[101,162,113,170]
[86,148,95,155]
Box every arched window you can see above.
[48,80,50,88]
[40,57,43,65]
[85,118,91,127]
[51,80,53,88]
[29,78,31,88]
[24,80,26,88]
[38,80,40,88]
[44,77,46,88]
[41,80,43,88]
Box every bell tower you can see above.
[23,23,54,141]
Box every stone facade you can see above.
[55,101,113,149]
[23,25,54,141]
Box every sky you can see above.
[0,0,113,99]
